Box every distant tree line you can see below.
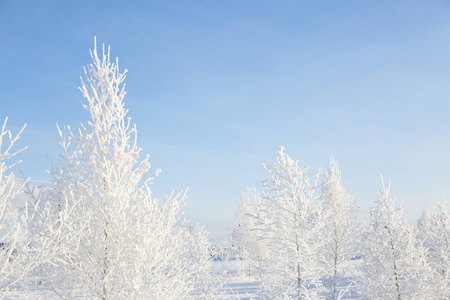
[233,147,449,299]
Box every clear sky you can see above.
[1,0,450,237]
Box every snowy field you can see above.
[22,258,361,299]
[191,258,362,299]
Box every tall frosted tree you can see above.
[361,175,431,299]
[417,200,450,299]
[319,157,361,300]
[35,42,193,299]
[258,146,323,299]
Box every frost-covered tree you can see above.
[0,118,28,298]
[35,41,193,299]
[319,157,361,300]
[417,200,450,299]
[233,188,268,277]
[258,146,323,299]
[362,175,431,299]
[189,224,228,299]
[0,119,43,298]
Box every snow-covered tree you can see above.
[417,199,450,299]
[0,118,43,298]
[319,157,361,300]
[189,224,228,299]
[233,188,268,277]
[258,146,323,299]
[0,118,28,298]
[35,41,194,299]
[361,175,431,299]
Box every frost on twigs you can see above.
[257,146,324,299]
[233,188,268,280]
[35,40,194,299]
[189,224,229,299]
[361,175,431,299]
[417,199,450,299]
[318,157,362,300]
[0,118,40,299]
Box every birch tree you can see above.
[319,157,361,300]
[36,41,193,299]
[0,118,28,298]
[417,200,450,299]
[0,118,45,299]
[361,175,431,299]
[189,224,228,299]
[258,146,323,299]
[233,188,268,277]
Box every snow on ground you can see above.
[17,251,361,298]
[204,257,361,299]
[222,278,260,299]
[22,268,362,299]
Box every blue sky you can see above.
[1,1,450,235]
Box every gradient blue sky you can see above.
[1,1,450,236]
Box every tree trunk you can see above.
[297,244,302,300]
[388,230,401,300]
[297,261,302,300]
[332,215,339,300]
[103,226,109,300]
